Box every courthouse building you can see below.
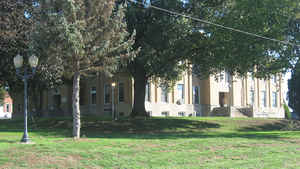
[13,71,284,118]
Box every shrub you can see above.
[284,104,292,119]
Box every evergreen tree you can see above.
[41,0,136,138]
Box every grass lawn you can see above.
[1,117,300,169]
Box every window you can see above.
[249,90,255,106]
[250,73,255,87]
[193,86,200,104]
[161,111,169,117]
[18,104,21,112]
[161,87,168,103]
[145,83,151,102]
[178,112,185,117]
[177,84,184,103]
[262,79,267,87]
[220,72,224,82]
[272,92,278,107]
[80,86,85,105]
[220,71,230,84]
[261,91,267,107]
[118,83,125,102]
[225,72,230,83]
[104,84,111,104]
[271,75,277,84]
[90,87,96,105]
[6,104,9,112]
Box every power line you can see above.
[128,0,300,47]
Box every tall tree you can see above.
[126,0,298,117]
[288,60,300,116]
[41,0,136,138]
[191,0,297,77]
[0,0,64,112]
[125,0,226,117]
[287,5,300,117]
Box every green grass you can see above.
[1,117,300,169]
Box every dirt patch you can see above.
[1,148,99,169]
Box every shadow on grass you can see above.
[85,132,285,140]
[0,117,291,140]
[0,139,20,144]
[238,119,300,132]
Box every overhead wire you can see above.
[80,0,298,72]
[127,0,300,47]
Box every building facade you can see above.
[13,72,284,118]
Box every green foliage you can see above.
[284,103,292,119]
[40,0,136,75]
[0,0,64,97]
[126,0,227,116]
[0,87,5,105]
[288,60,300,116]
[0,0,34,93]
[191,0,298,78]
[39,0,136,138]
[126,0,192,81]
[126,0,298,116]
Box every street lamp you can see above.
[111,82,116,120]
[14,54,39,143]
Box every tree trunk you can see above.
[131,71,148,117]
[72,71,81,139]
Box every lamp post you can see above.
[111,82,116,120]
[14,54,39,143]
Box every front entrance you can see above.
[219,92,229,107]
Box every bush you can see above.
[284,104,292,119]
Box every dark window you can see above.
[178,112,185,117]
[271,75,277,84]
[250,90,255,106]
[119,83,125,102]
[177,84,185,103]
[193,86,199,104]
[161,111,169,117]
[80,86,85,105]
[104,84,111,104]
[261,91,267,107]
[145,83,151,102]
[161,87,168,103]
[91,87,96,105]
[6,104,9,112]
[272,92,278,107]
